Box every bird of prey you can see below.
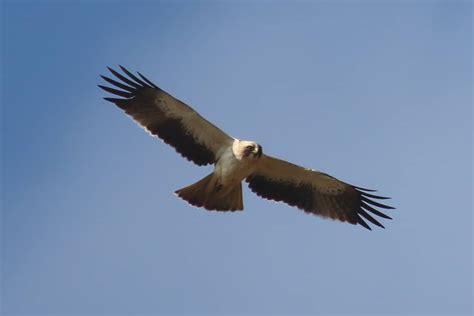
[99,66,394,230]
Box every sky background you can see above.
[1,1,472,315]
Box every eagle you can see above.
[99,66,394,230]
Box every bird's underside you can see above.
[99,66,394,230]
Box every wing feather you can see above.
[100,75,136,92]
[246,155,393,230]
[98,66,233,166]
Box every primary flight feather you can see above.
[99,66,394,230]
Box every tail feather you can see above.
[175,173,243,211]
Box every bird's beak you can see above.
[254,145,262,158]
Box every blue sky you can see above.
[1,1,472,315]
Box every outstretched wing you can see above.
[246,155,394,230]
[98,66,234,166]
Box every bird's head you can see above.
[241,141,263,159]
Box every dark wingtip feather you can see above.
[137,71,159,89]
[359,209,385,229]
[361,202,393,220]
[98,85,132,98]
[359,191,391,200]
[100,75,136,92]
[118,65,148,87]
[357,217,372,230]
[103,97,129,110]
[107,66,142,89]
[353,186,377,192]
[361,196,395,210]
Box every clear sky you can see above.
[1,1,472,315]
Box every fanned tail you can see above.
[175,173,243,211]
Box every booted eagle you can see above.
[99,66,394,230]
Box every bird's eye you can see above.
[246,145,254,149]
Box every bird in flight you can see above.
[99,66,394,230]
